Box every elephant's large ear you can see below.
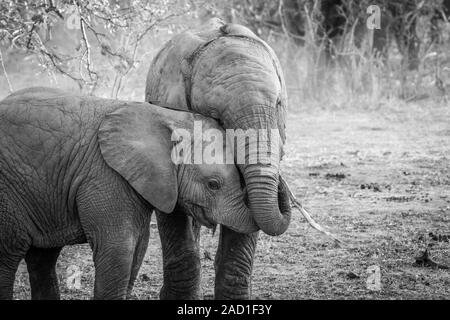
[98,104,178,213]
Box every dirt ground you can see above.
[12,98,450,300]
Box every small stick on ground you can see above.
[415,249,449,269]
[280,176,345,247]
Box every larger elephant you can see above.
[145,18,291,299]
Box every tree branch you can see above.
[0,47,13,93]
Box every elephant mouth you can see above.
[196,208,216,229]
[185,201,216,229]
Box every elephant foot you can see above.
[214,274,252,300]
[160,251,203,300]
[160,285,203,300]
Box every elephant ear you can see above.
[145,18,225,109]
[98,104,177,213]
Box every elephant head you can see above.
[145,18,291,236]
[98,102,258,234]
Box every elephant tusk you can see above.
[280,175,346,247]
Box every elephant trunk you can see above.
[223,106,291,236]
[244,165,291,236]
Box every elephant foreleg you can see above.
[76,180,142,300]
[25,246,62,300]
[214,226,259,300]
[156,209,202,300]
[90,237,135,300]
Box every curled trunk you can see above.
[223,106,291,236]
[244,165,291,236]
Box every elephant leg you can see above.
[127,225,150,299]
[25,246,62,300]
[214,226,259,300]
[0,196,30,300]
[90,237,135,300]
[156,209,202,299]
[0,256,22,300]
[76,181,144,300]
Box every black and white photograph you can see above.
[0,0,449,305]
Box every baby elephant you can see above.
[0,87,257,300]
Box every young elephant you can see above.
[0,87,257,300]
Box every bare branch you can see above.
[280,175,345,246]
[75,2,97,85]
[0,47,13,93]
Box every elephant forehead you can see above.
[196,163,239,180]
[190,42,281,109]
[195,37,277,75]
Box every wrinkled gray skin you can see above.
[145,18,292,299]
[0,87,257,300]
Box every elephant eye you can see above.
[207,179,221,191]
